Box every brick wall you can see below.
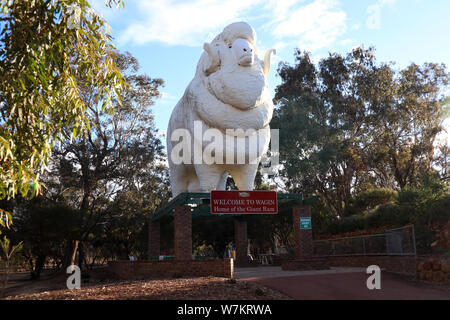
[148,220,160,258]
[234,220,248,267]
[174,205,192,260]
[108,259,234,279]
[292,206,313,259]
[273,254,292,266]
[282,258,329,271]
[327,255,417,276]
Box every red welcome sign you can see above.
[210,190,278,214]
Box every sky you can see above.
[91,0,450,146]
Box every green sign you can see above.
[300,217,311,229]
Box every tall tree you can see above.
[272,49,369,217]
[272,47,448,217]
[49,51,165,267]
[364,62,448,189]
[103,180,170,260]
[434,97,450,182]
[0,0,124,230]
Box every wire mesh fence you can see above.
[313,224,416,257]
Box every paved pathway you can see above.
[235,266,450,300]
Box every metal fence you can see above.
[313,225,416,257]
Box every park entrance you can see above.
[108,191,330,279]
[125,192,327,278]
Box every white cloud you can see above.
[351,23,361,31]
[270,0,347,51]
[339,39,354,46]
[116,0,347,52]
[118,0,264,46]
[366,0,396,30]
[263,0,305,23]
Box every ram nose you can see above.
[239,53,253,66]
[232,38,254,67]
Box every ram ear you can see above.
[203,43,221,76]
[263,49,276,78]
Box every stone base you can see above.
[282,258,330,271]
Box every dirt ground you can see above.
[3,267,449,300]
[1,267,117,297]
[1,268,292,300]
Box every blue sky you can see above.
[92,0,450,144]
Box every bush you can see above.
[326,215,366,235]
[345,188,398,216]
[320,190,450,255]
[364,203,411,229]
[418,195,450,225]
[412,195,450,254]
[413,224,436,254]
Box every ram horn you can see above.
[203,43,221,76]
[263,49,276,78]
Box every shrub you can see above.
[320,193,450,254]
[345,188,398,216]
[364,203,410,229]
[326,215,365,235]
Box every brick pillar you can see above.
[174,205,192,260]
[292,205,313,260]
[148,219,160,259]
[234,219,248,267]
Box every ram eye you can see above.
[228,45,232,49]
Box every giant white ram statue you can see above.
[167,22,276,197]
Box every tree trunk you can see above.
[71,240,79,267]
[31,254,46,279]
[62,239,78,271]
[77,241,84,271]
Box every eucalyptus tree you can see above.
[272,47,448,217]
[51,51,165,267]
[0,0,125,230]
